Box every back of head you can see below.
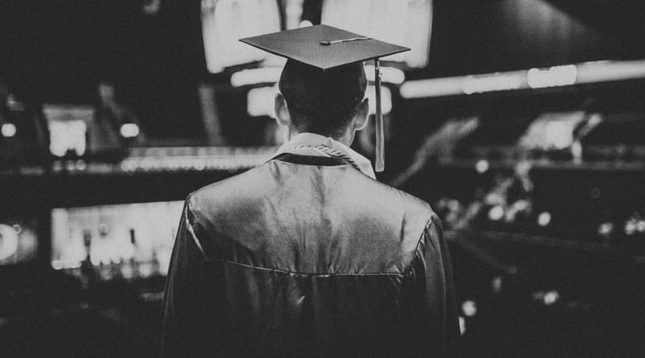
[278,60,367,137]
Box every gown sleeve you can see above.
[409,214,460,357]
[161,199,212,357]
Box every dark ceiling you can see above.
[545,0,645,51]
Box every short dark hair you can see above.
[278,60,367,137]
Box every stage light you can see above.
[577,59,645,84]
[120,123,140,138]
[462,72,524,94]
[0,224,19,261]
[400,77,464,98]
[543,290,559,305]
[462,300,477,317]
[637,220,645,233]
[489,206,504,221]
[1,123,17,137]
[625,218,638,236]
[75,160,87,171]
[491,276,503,293]
[598,222,614,236]
[537,212,551,227]
[142,0,161,15]
[527,65,577,89]
[400,60,645,99]
[475,160,489,173]
[6,94,25,111]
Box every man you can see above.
[162,25,459,357]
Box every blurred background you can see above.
[1,0,645,356]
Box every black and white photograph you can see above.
[1,0,645,356]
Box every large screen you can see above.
[51,201,184,279]
[321,0,433,68]
[202,0,284,73]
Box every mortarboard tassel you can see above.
[374,58,385,172]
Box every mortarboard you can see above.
[240,25,409,172]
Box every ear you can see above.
[353,98,370,131]
[274,93,291,127]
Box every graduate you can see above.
[162,25,459,357]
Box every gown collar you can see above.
[274,132,376,179]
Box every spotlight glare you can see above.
[537,212,551,227]
[120,123,140,138]
[543,290,560,305]
[488,206,504,221]
[1,123,17,137]
[475,160,489,173]
[462,300,477,317]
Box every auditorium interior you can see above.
[1,0,645,356]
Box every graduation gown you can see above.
[162,152,459,357]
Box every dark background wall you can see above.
[0,0,205,139]
[1,0,644,139]
[423,0,645,78]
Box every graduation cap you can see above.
[240,25,409,172]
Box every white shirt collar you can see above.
[274,132,376,179]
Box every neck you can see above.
[289,128,354,147]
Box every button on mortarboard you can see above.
[240,25,409,70]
